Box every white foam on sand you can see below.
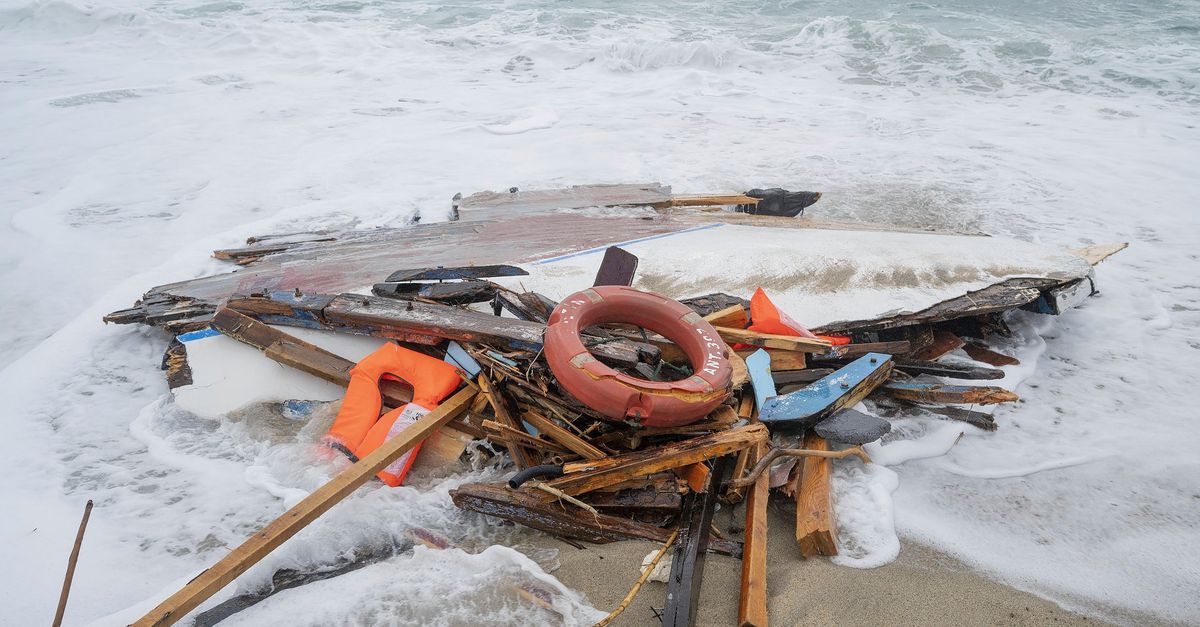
[2,1,1199,624]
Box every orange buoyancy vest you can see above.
[324,342,463,486]
[747,287,850,345]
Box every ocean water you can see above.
[1,0,1198,625]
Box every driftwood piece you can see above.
[371,281,496,305]
[892,360,1005,380]
[812,277,1060,334]
[133,388,476,627]
[580,486,683,512]
[759,354,893,431]
[663,456,734,627]
[963,342,1020,367]
[544,424,769,498]
[882,382,1019,405]
[52,500,93,627]
[834,340,911,358]
[794,434,838,557]
[910,330,965,361]
[738,443,769,627]
[772,369,835,388]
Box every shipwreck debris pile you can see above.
[103,184,1124,626]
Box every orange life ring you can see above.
[324,342,462,486]
[544,286,732,427]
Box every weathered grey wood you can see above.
[813,278,1059,334]
[663,456,733,627]
[593,246,639,287]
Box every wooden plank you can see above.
[133,387,476,627]
[592,246,639,287]
[1069,242,1128,266]
[834,340,911,359]
[520,410,606,460]
[738,443,769,627]
[716,327,832,353]
[660,193,760,207]
[910,330,965,361]
[759,354,893,431]
[882,382,1019,405]
[545,424,768,497]
[482,420,570,455]
[727,349,750,390]
[662,456,733,627]
[795,434,837,557]
[703,304,748,329]
[813,278,1052,334]
[371,281,496,305]
[736,349,806,371]
[962,342,1020,367]
[580,486,682,512]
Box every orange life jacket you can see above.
[747,287,850,345]
[324,343,463,486]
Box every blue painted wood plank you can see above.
[745,349,776,412]
[759,353,893,430]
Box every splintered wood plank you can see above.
[477,373,539,469]
[545,424,768,498]
[703,304,748,329]
[882,382,1019,405]
[133,388,476,627]
[759,354,893,431]
[520,410,606,460]
[716,327,832,353]
[910,330,965,361]
[963,342,1020,367]
[795,433,837,558]
[738,443,769,627]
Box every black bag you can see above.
[736,188,821,218]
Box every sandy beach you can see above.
[540,498,1110,626]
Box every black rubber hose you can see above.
[507,464,564,489]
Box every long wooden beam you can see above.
[663,456,733,627]
[132,387,476,627]
[738,443,769,627]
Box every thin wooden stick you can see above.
[593,529,680,627]
[52,499,93,627]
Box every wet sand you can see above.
[539,497,1108,626]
